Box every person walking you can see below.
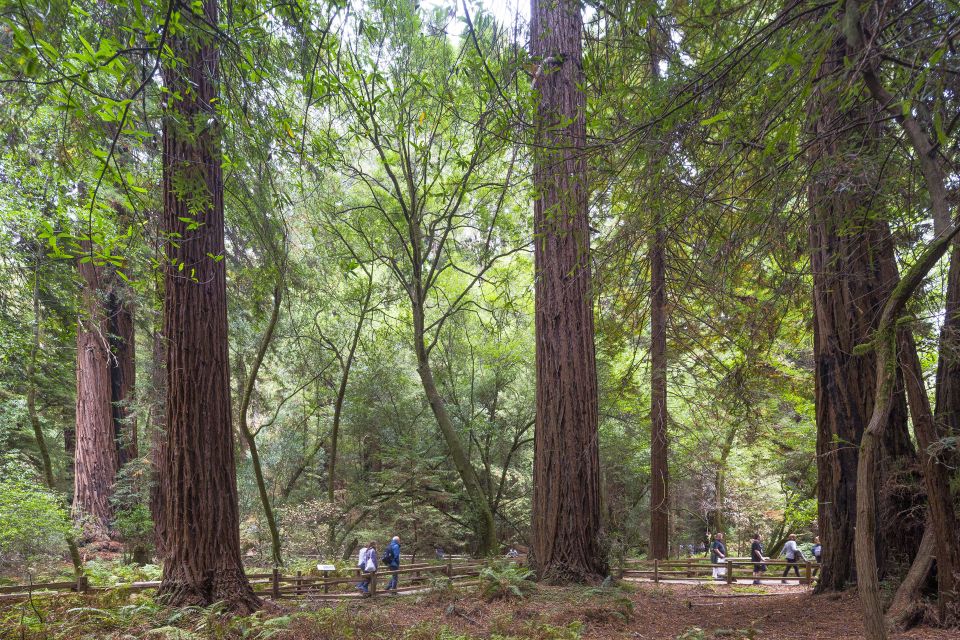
[710,532,727,581]
[355,542,370,592]
[383,535,401,592]
[780,534,805,583]
[356,540,378,595]
[750,533,768,584]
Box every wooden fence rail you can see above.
[0,562,485,602]
[624,558,819,585]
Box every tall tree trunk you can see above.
[238,283,284,568]
[646,14,670,564]
[842,1,959,632]
[73,255,117,539]
[808,19,918,593]
[107,274,136,465]
[530,0,607,583]
[156,0,258,611]
[649,208,669,560]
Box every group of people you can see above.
[355,535,401,595]
[709,532,822,585]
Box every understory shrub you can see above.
[478,561,536,601]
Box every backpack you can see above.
[381,546,395,565]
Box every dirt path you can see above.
[338,581,956,639]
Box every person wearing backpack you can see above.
[780,533,806,583]
[750,533,768,585]
[383,535,401,592]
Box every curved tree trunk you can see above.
[529,0,607,584]
[156,0,258,612]
[238,283,284,568]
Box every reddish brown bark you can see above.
[530,0,607,583]
[73,257,117,538]
[808,22,919,594]
[155,0,258,612]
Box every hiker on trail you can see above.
[811,536,822,577]
[435,545,445,560]
[780,533,806,582]
[698,541,706,555]
[356,540,378,594]
[710,532,727,580]
[750,533,768,585]
[383,535,401,592]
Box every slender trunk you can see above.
[238,284,284,567]
[73,255,117,539]
[649,219,669,559]
[328,274,372,504]
[29,270,83,576]
[156,0,258,611]
[530,0,607,583]
[412,300,496,554]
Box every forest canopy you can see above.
[0,0,958,638]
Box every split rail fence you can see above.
[622,557,819,585]
[0,559,487,603]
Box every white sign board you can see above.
[317,564,337,571]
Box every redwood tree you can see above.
[808,20,920,593]
[155,0,258,611]
[73,256,118,539]
[530,0,607,583]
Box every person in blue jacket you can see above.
[384,535,401,592]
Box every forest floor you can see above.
[305,580,958,640]
[2,578,957,639]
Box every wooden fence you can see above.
[0,560,487,602]
[622,558,819,585]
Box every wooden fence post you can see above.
[323,570,329,594]
[369,571,377,597]
[272,568,280,598]
[446,559,453,581]
[76,575,89,593]
[804,561,812,585]
[725,560,733,584]
[654,558,659,584]
[296,570,302,595]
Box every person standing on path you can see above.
[750,533,767,584]
[710,532,727,580]
[384,535,401,592]
[356,541,378,594]
[780,533,805,582]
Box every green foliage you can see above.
[0,456,74,573]
[110,458,154,563]
[478,561,536,601]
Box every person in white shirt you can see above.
[781,533,806,582]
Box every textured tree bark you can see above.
[842,0,959,627]
[156,0,258,612]
[529,0,607,583]
[887,524,935,629]
[900,331,960,624]
[649,199,669,561]
[807,18,918,594]
[73,256,118,539]
[647,16,670,563]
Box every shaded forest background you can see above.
[0,0,958,636]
